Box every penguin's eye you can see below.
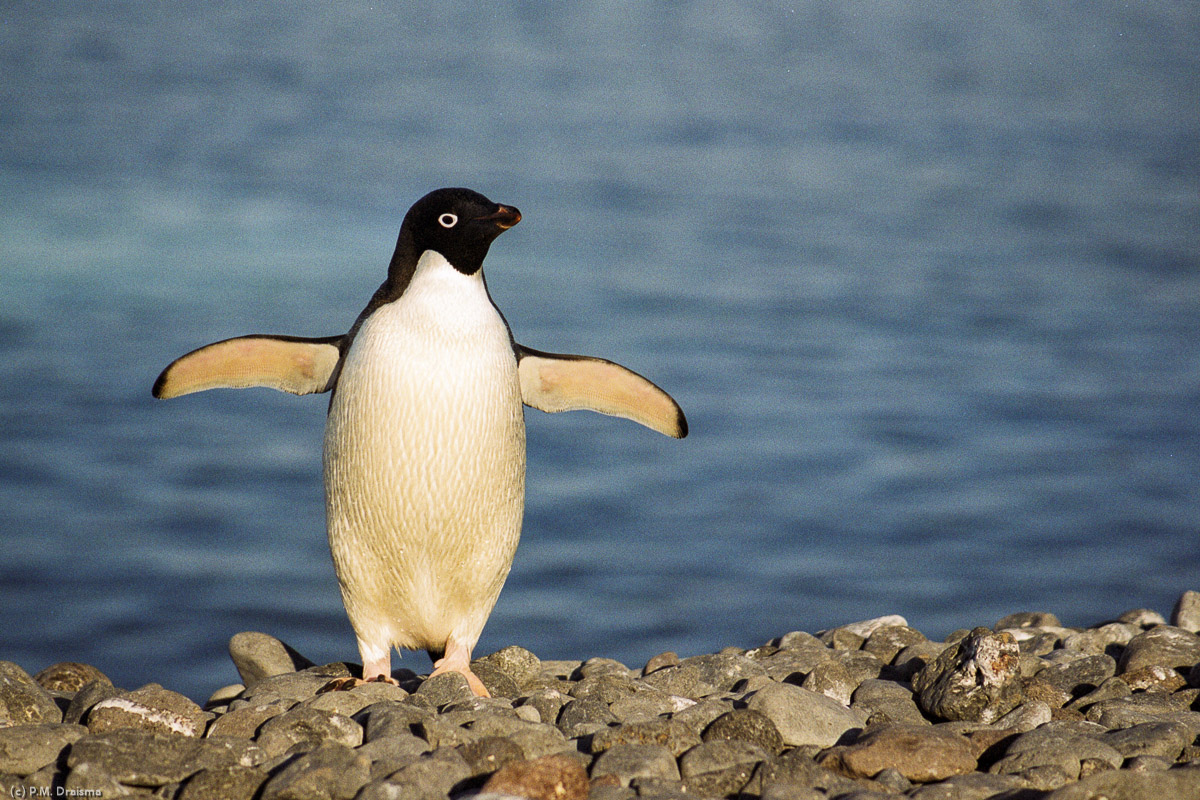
[438,213,458,228]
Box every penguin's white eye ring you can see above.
[438,213,458,228]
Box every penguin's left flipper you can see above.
[152,335,344,399]
[516,345,688,439]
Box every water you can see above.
[2,2,1197,701]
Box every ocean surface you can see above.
[1,3,1197,701]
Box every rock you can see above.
[757,645,834,683]
[255,706,362,757]
[515,688,567,727]
[892,641,951,681]
[573,658,631,680]
[993,700,1053,732]
[677,652,768,692]
[414,670,475,708]
[481,753,589,800]
[206,701,290,738]
[475,646,543,689]
[64,679,122,725]
[1037,654,1117,699]
[913,628,1023,723]
[679,739,769,796]
[67,728,208,786]
[608,685,678,722]
[88,684,210,737]
[1117,609,1168,628]
[228,632,314,688]
[747,748,862,798]
[1123,664,1189,693]
[839,614,910,638]
[369,748,472,798]
[414,716,478,748]
[988,721,1123,779]
[179,766,269,800]
[556,696,616,731]
[0,722,87,775]
[469,662,521,699]
[638,662,719,697]
[241,671,335,704]
[590,743,680,787]
[1119,626,1200,674]
[850,678,927,725]
[0,661,62,725]
[1100,720,1191,761]
[1173,591,1200,633]
[862,625,928,664]
[905,772,1033,799]
[590,718,701,757]
[818,723,976,782]
[34,662,112,693]
[702,709,784,754]
[1043,766,1200,799]
[643,652,679,674]
[459,735,525,776]
[1062,623,1140,656]
[996,612,1061,629]
[259,742,370,800]
[505,722,572,759]
[745,681,866,747]
[353,701,431,742]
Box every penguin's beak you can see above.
[478,205,522,230]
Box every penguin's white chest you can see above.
[322,250,525,655]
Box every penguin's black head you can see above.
[395,187,521,277]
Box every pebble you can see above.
[818,722,977,782]
[746,681,867,747]
[5,591,1200,799]
[1173,590,1200,633]
[912,627,1023,723]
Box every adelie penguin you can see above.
[153,187,687,696]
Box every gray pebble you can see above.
[1043,767,1200,799]
[67,728,207,786]
[818,723,977,783]
[1037,654,1117,699]
[1119,625,1200,674]
[746,681,866,748]
[679,739,769,796]
[679,652,768,692]
[377,747,472,796]
[850,678,927,726]
[179,765,269,800]
[591,743,681,786]
[555,696,616,731]
[505,721,572,759]
[207,700,290,739]
[702,709,784,754]
[643,651,679,675]
[638,662,718,698]
[414,716,478,748]
[747,748,861,798]
[33,662,112,693]
[996,612,1061,630]
[892,641,951,682]
[1100,720,1192,760]
[573,657,631,680]
[905,772,1032,799]
[590,718,701,757]
[458,735,525,776]
[413,670,475,708]
[474,645,542,688]
[1172,590,1200,633]
[228,632,314,688]
[1116,608,1168,628]
[0,661,62,725]
[63,678,122,725]
[88,684,210,737]
[913,628,1023,723]
[357,734,429,780]
[0,722,87,775]
[353,701,431,742]
[241,671,335,704]
[259,741,371,800]
[862,625,928,664]
[255,706,363,757]
[1061,622,1140,656]
[989,721,1123,778]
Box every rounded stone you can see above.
[912,628,1023,723]
[33,662,112,694]
[0,661,62,725]
[1118,626,1200,674]
[0,723,88,776]
[228,632,314,688]
[818,723,977,782]
[481,753,589,800]
[590,743,680,787]
[88,685,210,737]
[745,681,866,748]
[702,709,784,754]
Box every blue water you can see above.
[2,3,1197,702]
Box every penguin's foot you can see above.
[317,674,398,693]
[430,638,490,697]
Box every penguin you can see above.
[153,187,687,696]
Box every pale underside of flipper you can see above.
[152,335,344,399]
[515,344,688,439]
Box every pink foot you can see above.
[430,638,489,697]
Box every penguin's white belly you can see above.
[322,253,525,657]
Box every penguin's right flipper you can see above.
[152,335,344,399]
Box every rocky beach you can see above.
[3,593,1200,800]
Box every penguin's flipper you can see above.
[516,345,688,439]
[152,335,344,399]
